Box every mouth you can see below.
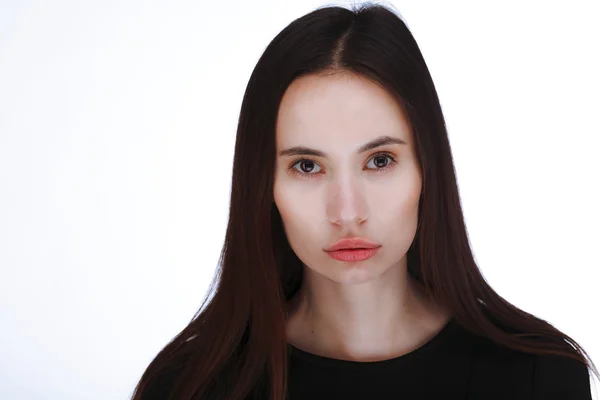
[325,237,380,252]
[325,247,380,262]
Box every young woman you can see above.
[130,3,597,399]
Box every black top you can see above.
[141,319,593,399]
[286,318,592,399]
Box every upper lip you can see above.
[325,237,380,252]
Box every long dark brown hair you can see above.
[130,2,598,399]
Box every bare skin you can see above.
[285,273,451,362]
[274,71,452,363]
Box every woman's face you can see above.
[273,72,422,284]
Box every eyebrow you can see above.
[278,135,407,158]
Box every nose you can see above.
[326,174,368,228]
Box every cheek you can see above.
[376,173,421,213]
[274,183,312,236]
[373,179,421,244]
[275,206,319,266]
[375,198,419,241]
[274,190,325,265]
[275,197,317,238]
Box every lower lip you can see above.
[326,247,380,262]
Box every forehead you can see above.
[275,73,412,145]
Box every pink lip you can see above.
[325,237,380,252]
[326,247,380,262]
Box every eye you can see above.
[366,154,394,169]
[292,159,322,175]
[288,152,397,179]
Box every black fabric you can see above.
[140,319,593,399]
[285,319,593,400]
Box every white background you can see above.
[1,0,598,398]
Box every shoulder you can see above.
[461,332,592,399]
[532,353,592,399]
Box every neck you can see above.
[285,264,451,362]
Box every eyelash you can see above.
[287,152,398,179]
